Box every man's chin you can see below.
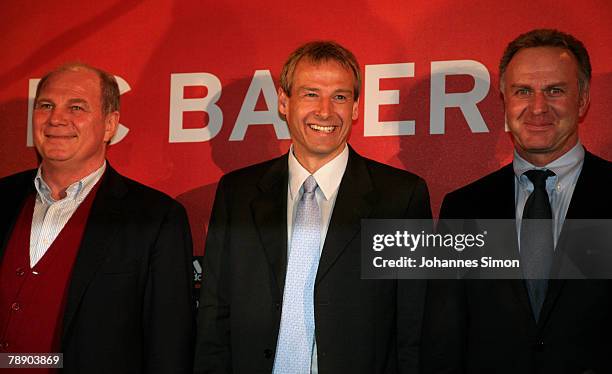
[521,146,555,154]
[513,136,557,154]
[41,154,73,164]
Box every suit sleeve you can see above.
[420,193,467,374]
[194,177,232,373]
[397,177,431,373]
[143,200,195,373]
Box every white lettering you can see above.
[230,70,289,141]
[169,73,223,143]
[430,60,490,134]
[364,63,415,137]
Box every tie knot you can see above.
[524,169,555,189]
[303,175,318,194]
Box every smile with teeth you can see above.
[308,123,336,133]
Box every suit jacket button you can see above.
[274,303,280,311]
[534,341,545,352]
[264,349,274,359]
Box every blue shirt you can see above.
[513,142,584,248]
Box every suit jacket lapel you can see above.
[0,170,36,259]
[251,155,289,299]
[564,151,596,219]
[316,149,378,285]
[492,164,516,219]
[62,165,126,340]
[493,165,538,326]
[538,152,597,327]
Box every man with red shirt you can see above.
[0,63,193,373]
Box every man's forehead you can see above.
[39,68,102,97]
[505,47,580,82]
[293,58,355,87]
[509,47,578,68]
[296,57,352,73]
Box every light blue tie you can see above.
[273,175,321,374]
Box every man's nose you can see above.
[315,97,332,119]
[530,91,549,115]
[49,108,68,126]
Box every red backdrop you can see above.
[1,0,611,255]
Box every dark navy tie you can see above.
[520,169,555,321]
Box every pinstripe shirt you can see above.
[29,162,106,268]
[513,142,584,249]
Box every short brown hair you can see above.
[35,62,120,114]
[280,41,361,100]
[499,29,591,93]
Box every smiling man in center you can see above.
[195,41,432,373]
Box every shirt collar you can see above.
[288,144,349,201]
[513,141,584,189]
[34,161,107,204]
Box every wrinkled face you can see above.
[502,47,589,165]
[278,59,358,171]
[33,68,118,173]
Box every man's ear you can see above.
[352,97,359,121]
[278,87,289,116]
[104,111,120,143]
[578,87,590,118]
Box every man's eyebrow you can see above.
[297,86,321,92]
[510,82,569,89]
[333,88,353,94]
[35,96,54,103]
[35,97,90,105]
[542,82,568,89]
[296,87,353,94]
[66,98,89,105]
[509,83,532,89]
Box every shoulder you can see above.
[0,169,37,223]
[351,151,431,218]
[358,154,426,191]
[215,154,288,197]
[222,155,285,184]
[570,151,612,216]
[583,151,612,176]
[0,169,36,191]
[103,167,186,216]
[440,164,514,219]
[445,164,512,202]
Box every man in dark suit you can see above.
[0,63,194,373]
[421,29,612,373]
[195,41,431,373]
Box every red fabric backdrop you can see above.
[1,1,611,255]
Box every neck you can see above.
[40,160,104,200]
[293,144,346,174]
[517,138,578,167]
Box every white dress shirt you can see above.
[286,144,349,374]
[513,142,584,248]
[29,162,106,268]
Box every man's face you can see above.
[502,46,589,166]
[279,59,358,171]
[33,68,118,173]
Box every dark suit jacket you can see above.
[195,148,432,374]
[0,165,194,374]
[421,151,612,374]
